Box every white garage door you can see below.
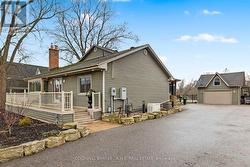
[203,91,232,105]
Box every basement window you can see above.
[78,75,92,94]
[214,77,221,86]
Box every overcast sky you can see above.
[27,0,250,82]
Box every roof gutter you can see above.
[25,65,101,80]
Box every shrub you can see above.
[18,117,32,126]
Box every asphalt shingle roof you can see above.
[29,45,148,79]
[196,72,245,87]
[7,62,48,80]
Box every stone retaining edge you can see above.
[0,127,90,163]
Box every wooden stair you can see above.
[74,109,95,128]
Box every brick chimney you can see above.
[49,44,59,70]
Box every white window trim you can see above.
[77,75,92,95]
[213,77,221,86]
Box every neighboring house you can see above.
[196,72,247,105]
[6,44,177,125]
[6,62,48,93]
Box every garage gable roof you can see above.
[196,72,245,88]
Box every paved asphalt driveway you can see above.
[2,104,250,167]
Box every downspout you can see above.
[239,86,242,105]
[102,70,105,113]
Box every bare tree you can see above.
[1,106,24,136]
[52,0,139,63]
[183,79,197,96]
[0,0,60,111]
[177,80,185,96]
[177,79,198,97]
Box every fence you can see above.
[6,91,73,112]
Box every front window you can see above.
[79,75,91,94]
[214,77,221,86]
[29,81,41,92]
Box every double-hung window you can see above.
[79,75,92,94]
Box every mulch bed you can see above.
[0,111,62,148]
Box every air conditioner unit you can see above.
[147,103,161,113]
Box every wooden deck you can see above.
[6,104,99,127]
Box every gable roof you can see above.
[7,62,48,80]
[196,72,245,88]
[80,45,116,62]
[27,44,173,80]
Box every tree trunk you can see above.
[0,64,7,112]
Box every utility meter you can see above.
[120,87,127,100]
[111,87,116,97]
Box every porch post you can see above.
[24,90,26,106]
[102,70,105,113]
[62,91,65,112]
[13,92,16,104]
[98,92,101,109]
[70,91,73,111]
[92,92,95,110]
[28,81,30,93]
[40,79,44,92]
[39,92,42,108]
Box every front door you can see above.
[53,78,63,103]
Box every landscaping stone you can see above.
[141,113,149,121]
[0,145,23,163]
[148,114,155,120]
[102,117,110,122]
[160,111,168,116]
[176,107,183,112]
[121,117,135,125]
[133,115,142,123]
[41,130,60,138]
[45,136,65,148]
[60,129,81,142]
[62,122,78,130]
[148,112,158,118]
[102,114,111,122]
[78,128,91,138]
[155,112,162,119]
[168,109,175,114]
[22,140,45,156]
[110,116,121,124]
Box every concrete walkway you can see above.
[85,121,121,133]
[2,104,250,167]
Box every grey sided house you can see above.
[7,44,178,125]
[6,62,48,93]
[196,72,248,105]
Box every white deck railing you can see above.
[92,92,101,110]
[6,91,73,112]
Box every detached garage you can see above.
[196,72,245,105]
[203,91,232,105]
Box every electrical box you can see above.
[111,87,116,97]
[120,87,127,100]
[147,103,161,112]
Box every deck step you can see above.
[74,110,95,125]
